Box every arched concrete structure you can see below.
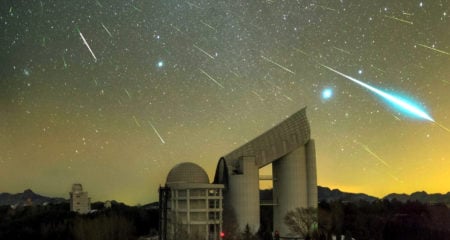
[214,107,317,236]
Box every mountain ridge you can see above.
[0,189,67,206]
[2,187,450,207]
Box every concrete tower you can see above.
[69,183,91,214]
[214,107,317,236]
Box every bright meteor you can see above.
[77,28,97,62]
[320,64,434,122]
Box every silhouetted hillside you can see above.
[2,187,450,207]
[318,186,378,202]
[0,189,66,206]
[260,186,378,203]
[384,191,450,205]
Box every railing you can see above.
[260,200,278,206]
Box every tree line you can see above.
[0,202,158,240]
[1,199,449,239]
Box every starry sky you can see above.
[1,0,449,205]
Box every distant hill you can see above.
[2,187,450,207]
[317,186,378,202]
[260,186,378,203]
[0,189,67,206]
[384,191,450,205]
[263,187,450,204]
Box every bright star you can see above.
[322,88,333,100]
[157,61,164,68]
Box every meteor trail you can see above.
[230,70,240,78]
[311,3,337,12]
[77,29,97,62]
[434,122,450,133]
[101,23,113,37]
[333,47,351,55]
[355,141,390,168]
[252,91,264,101]
[283,95,294,102]
[320,64,435,122]
[261,55,295,75]
[124,88,132,99]
[200,20,217,32]
[384,15,413,25]
[148,121,166,144]
[170,24,183,33]
[292,47,311,56]
[193,44,215,59]
[199,69,224,88]
[132,116,141,127]
[416,43,450,56]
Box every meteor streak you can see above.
[132,116,141,127]
[292,47,311,56]
[124,88,132,99]
[333,47,351,55]
[252,91,264,101]
[311,3,337,12]
[200,20,217,32]
[320,64,434,122]
[261,55,295,74]
[77,29,97,62]
[384,15,413,25]
[101,23,113,37]
[170,24,183,33]
[199,69,224,88]
[193,44,215,59]
[416,43,450,56]
[148,121,166,144]
[355,141,390,168]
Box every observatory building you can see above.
[159,162,224,240]
[69,183,91,214]
[214,107,317,236]
[160,107,317,238]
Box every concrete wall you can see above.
[306,140,318,207]
[273,145,307,236]
[226,156,260,233]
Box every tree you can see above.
[241,224,257,240]
[284,207,318,238]
[222,205,241,240]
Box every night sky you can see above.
[1,0,449,205]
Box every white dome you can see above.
[166,162,209,184]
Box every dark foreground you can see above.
[1,200,449,240]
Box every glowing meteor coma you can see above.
[77,28,97,62]
[319,64,434,122]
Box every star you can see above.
[321,88,333,100]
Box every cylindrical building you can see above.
[162,162,224,240]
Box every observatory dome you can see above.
[166,162,210,184]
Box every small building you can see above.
[70,183,91,214]
[159,162,224,240]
